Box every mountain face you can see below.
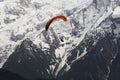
[3,38,57,79]
[108,38,120,80]
[0,0,120,80]
[59,35,118,80]
[0,69,27,80]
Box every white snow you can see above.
[0,0,115,75]
[112,7,120,19]
[112,7,120,37]
[0,0,93,68]
[71,48,87,64]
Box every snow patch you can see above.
[112,7,120,19]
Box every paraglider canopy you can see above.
[45,15,67,31]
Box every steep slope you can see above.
[0,0,93,68]
[108,38,120,80]
[3,38,57,79]
[59,32,118,80]
[0,0,120,80]
[0,69,27,80]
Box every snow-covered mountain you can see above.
[0,0,120,80]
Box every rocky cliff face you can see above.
[0,69,27,80]
[108,38,120,80]
[0,0,120,80]
[3,38,57,79]
[59,35,118,80]
[2,16,120,80]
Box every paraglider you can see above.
[45,15,67,31]
[45,15,67,42]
